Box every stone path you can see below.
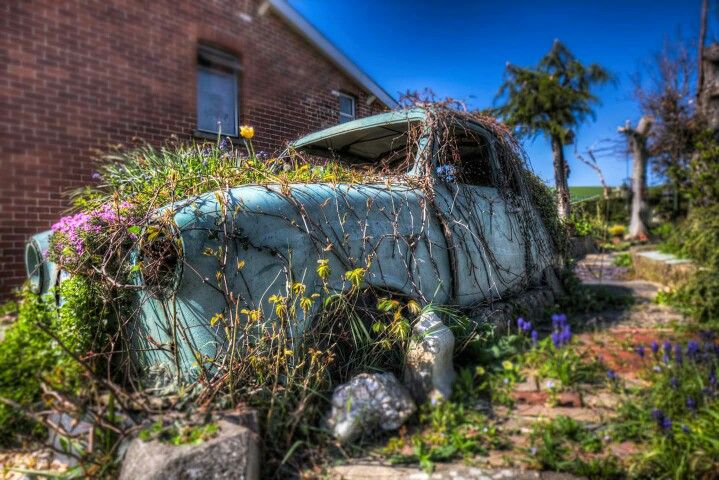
[326,250,688,480]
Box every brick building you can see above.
[0,0,397,298]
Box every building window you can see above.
[196,45,240,137]
[338,92,356,124]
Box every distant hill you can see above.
[569,186,605,203]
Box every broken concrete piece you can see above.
[403,311,456,403]
[325,372,416,443]
[119,419,260,480]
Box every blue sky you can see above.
[288,0,705,186]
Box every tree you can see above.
[619,117,653,240]
[494,40,611,218]
[634,37,698,193]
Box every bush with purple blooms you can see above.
[48,201,139,277]
[612,334,719,478]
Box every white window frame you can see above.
[196,45,240,137]
[338,92,356,124]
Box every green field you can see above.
[569,186,604,202]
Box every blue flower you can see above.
[652,409,672,433]
[531,329,539,346]
[517,317,531,332]
[661,417,673,431]
[607,369,618,381]
[651,341,659,355]
[219,137,231,151]
[687,341,700,359]
[686,397,697,411]
[559,325,572,345]
[551,331,561,348]
[635,345,645,358]
[674,343,683,365]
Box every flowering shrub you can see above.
[611,334,719,477]
[522,313,602,390]
[49,201,138,276]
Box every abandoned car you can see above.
[25,108,557,379]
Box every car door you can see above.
[432,122,527,305]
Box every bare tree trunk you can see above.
[576,148,610,199]
[620,117,653,240]
[697,0,708,107]
[551,135,571,219]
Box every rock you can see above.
[119,419,260,480]
[403,311,456,403]
[325,372,416,443]
[47,412,93,466]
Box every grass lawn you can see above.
[569,186,604,202]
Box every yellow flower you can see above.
[240,125,255,139]
[502,360,514,371]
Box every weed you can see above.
[613,252,632,268]
[527,416,622,479]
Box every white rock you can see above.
[325,372,416,443]
[403,311,456,403]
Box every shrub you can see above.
[607,224,626,237]
[0,277,107,445]
[613,337,719,478]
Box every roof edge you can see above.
[266,0,399,109]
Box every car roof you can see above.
[290,108,428,151]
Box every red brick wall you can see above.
[0,0,390,298]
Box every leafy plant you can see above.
[607,224,626,237]
[381,401,508,473]
[611,337,719,478]
[613,252,632,268]
[0,277,107,446]
[527,415,622,479]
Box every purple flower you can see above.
[635,345,645,358]
[219,137,231,151]
[91,171,101,180]
[651,408,664,423]
[686,397,697,411]
[559,325,572,345]
[651,341,660,355]
[607,369,618,381]
[687,341,700,359]
[682,425,691,434]
[517,317,526,331]
[670,377,679,389]
[652,409,672,432]
[661,417,673,431]
[551,331,561,348]
[531,329,538,346]
[675,343,683,365]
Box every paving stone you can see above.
[327,461,583,480]
[515,404,608,424]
